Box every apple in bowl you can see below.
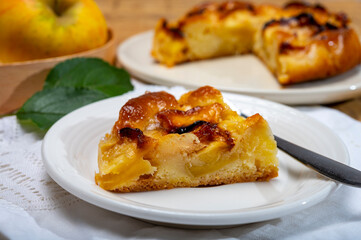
[0,0,115,114]
[0,0,108,63]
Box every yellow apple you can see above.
[0,0,108,63]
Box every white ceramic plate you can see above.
[42,86,349,228]
[117,31,361,105]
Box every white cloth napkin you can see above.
[1,82,361,240]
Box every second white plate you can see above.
[42,86,349,228]
[117,31,361,105]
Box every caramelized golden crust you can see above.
[184,1,255,20]
[255,13,361,84]
[96,86,278,192]
[151,1,361,85]
[157,103,225,130]
[114,91,179,132]
[282,1,349,27]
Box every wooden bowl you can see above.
[0,28,116,115]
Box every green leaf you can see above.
[44,58,132,96]
[16,57,133,130]
[17,87,107,129]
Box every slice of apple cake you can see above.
[95,86,278,192]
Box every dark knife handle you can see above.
[275,135,361,187]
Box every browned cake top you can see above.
[158,1,257,40]
[114,91,179,132]
[113,86,235,148]
[159,0,351,43]
[283,1,349,26]
[185,1,255,19]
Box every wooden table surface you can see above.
[95,0,361,122]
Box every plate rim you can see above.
[117,31,361,105]
[42,88,349,227]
